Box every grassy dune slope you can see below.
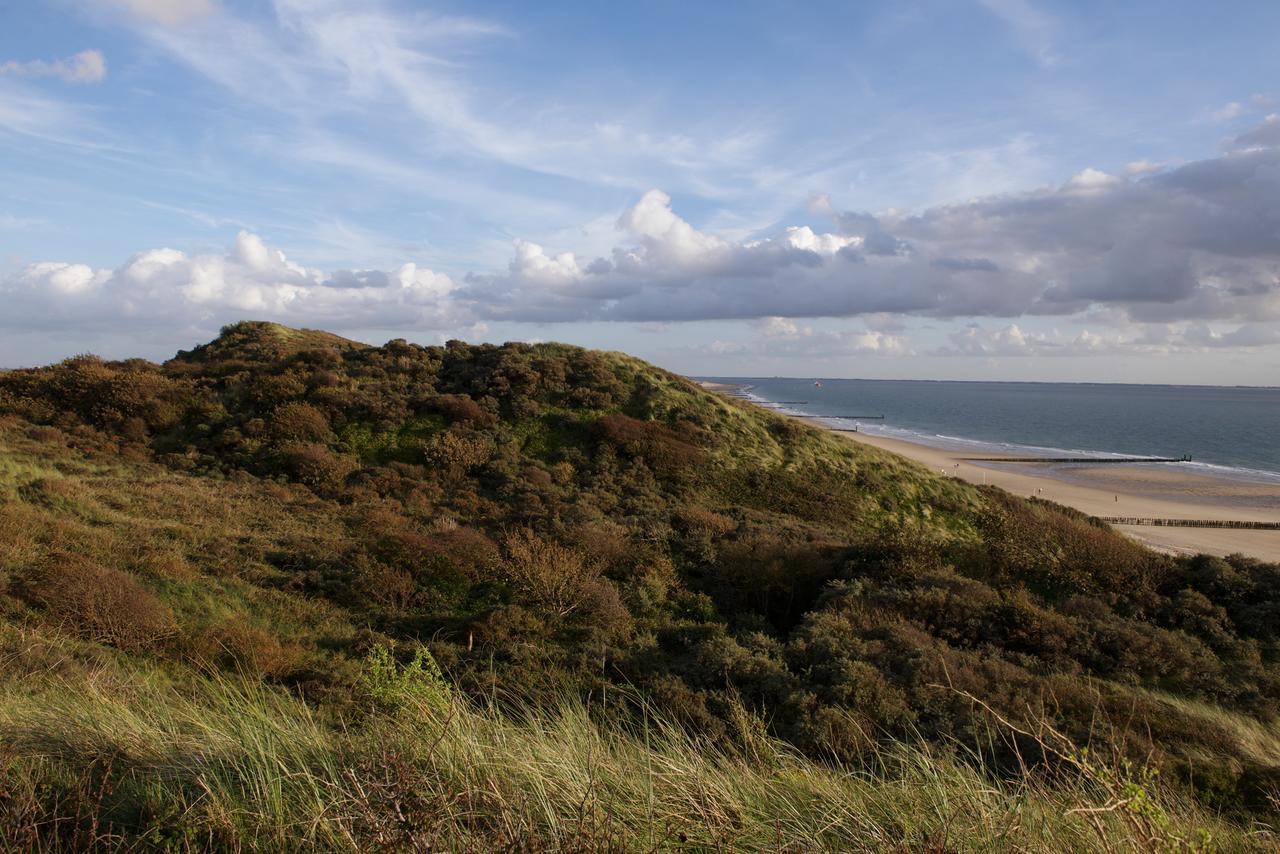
[0,321,1278,848]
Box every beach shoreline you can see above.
[700,381,1280,561]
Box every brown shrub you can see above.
[356,562,418,611]
[278,442,357,494]
[674,505,737,537]
[187,620,304,678]
[431,394,495,426]
[270,402,332,443]
[593,413,705,473]
[425,430,493,477]
[501,528,600,618]
[18,556,176,651]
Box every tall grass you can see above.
[1,662,1271,851]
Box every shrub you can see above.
[593,413,705,473]
[360,643,450,714]
[430,394,494,426]
[501,529,600,618]
[17,557,176,651]
[270,402,332,443]
[187,620,304,679]
[277,442,356,494]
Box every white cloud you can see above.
[1212,101,1244,123]
[15,262,106,296]
[939,321,1280,357]
[1063,167,1120,192]
[1124,159,1168,176]
[616,190,727,267]
[7,134,1280,357]
[754,317,808,338]
[0,231,465,333]
[0,50,106,84]
[467,136,1280,331]
[697,326,910,359]
[508,240,582,286]
[775,226,861,255]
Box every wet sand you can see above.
[698,381,1280,561]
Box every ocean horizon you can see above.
[702,376,1280,485]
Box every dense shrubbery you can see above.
[1,320,1278,834]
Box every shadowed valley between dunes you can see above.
[0,321,1278,850]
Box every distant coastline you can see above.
[699,378,1280,561]
[700,376,1280,484]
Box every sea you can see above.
[701,378,1280,486]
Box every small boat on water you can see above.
[813,380,822,388]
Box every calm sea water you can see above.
[702,378,1280,484]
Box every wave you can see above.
[743,390,1280,487]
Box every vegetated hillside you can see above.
[0,321,1277,848]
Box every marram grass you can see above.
[1,660,1272,852]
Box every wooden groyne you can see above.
[1100,517,1280,530]
[963,455,1192,464]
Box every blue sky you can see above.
[2,0,1279,384]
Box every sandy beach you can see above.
[701,381,1280,561]
[837,430,1280,561]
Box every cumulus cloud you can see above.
[468,136,1280,330]
[1232,115,1280,150]
[0,50,106,84]
[7,129,1280,359]
[0,231,467,333]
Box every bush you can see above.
[430,394,495,426]
[593,413,705,473]
[187,620,304,679]
[501,529,601,618]
[277,442,356,494]
[360,643,450,714]
[270,402,332,443]
[17,557,176,651]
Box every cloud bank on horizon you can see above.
[2,0,1279,382]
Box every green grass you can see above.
[1,642,1270,852]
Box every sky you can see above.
[2,0,1279,384]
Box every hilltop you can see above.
[0,322,1277,849]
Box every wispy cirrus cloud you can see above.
[978,0,1059,65]
[0,50,106,84]
[100,0,215,25]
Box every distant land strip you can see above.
[1100,517,1280,530]
[963,455,1191,464]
